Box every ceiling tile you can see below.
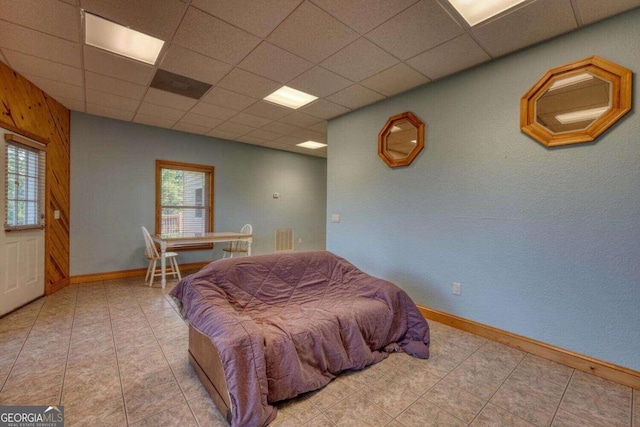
[267,1,359,63]
[159,45,231,86]
[300,98,351,119]
[0,20,82,67]
[278,111,322,127]
[80,0,187,40]
[60,0,78,5]
[235,135,268,145]
[238,42,313,84]
[311,0,418,34]
[200,87,257,111]
[173,7,260,65]
[84,46,155,85]
[191,0,303,38]
[261,141,291,150]
[87,103,135,121]
[287,66,353,98]
[133,113,177,129]
[246,128,282,141]
[321,37,399,82]
[274,135,306,145]
[215,121,254,135]
[360,63,429,96]
[472,0,577,58]
[228,112,272,128]
[291,128,326,142]
[0,51,6,64]
[260,121,301,135]
[1,0,79,42]
[143,88,198,111]
[575,0,640,24]
[3,49,83,86]
[85,71,147,100]
[366,0,464,60]
[172,121,212,135]
[137,102,185,120]
[23,74,85,101]
[56,96,85,112]
[243,101,292,120]
[406,34,489,80]
[206,128,242,140]
[326,84,384,110]
[217,68,281,99]
[189,102,238,120]
[86,89,141,112]
[179,112,223,129]
[307,120,328,133]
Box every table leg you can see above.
[160,242,167,289]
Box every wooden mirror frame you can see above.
[520,56,632,147]
[378,111,425,168]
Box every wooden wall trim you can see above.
[69,262,210,284]
[418,305,640,390]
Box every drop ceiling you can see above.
[1,0,638,158]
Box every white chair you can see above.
[142,226,181,286]
[222,224,252,259]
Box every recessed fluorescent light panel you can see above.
[84,11,164,65]
[555,106,610,125]
[297,141,327,149]
[264,86,318,109]
[447,0,527,26]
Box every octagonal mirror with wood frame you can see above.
[378,111,425,168]
[521,56,632,147]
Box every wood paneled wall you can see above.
[0,61,71,295]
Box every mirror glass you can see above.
[520,56,632,147]
[535,72,611,134]
[378,112,424,168]
[386,119,419,159]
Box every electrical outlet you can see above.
[453,282,461,295]
[331,214,340,223]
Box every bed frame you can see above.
[189,325,233,424]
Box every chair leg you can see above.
[172,257,181,280]
[149,259,156,287]
[145,260,152,282]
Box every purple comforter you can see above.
[170,251,429,427]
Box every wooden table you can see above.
[152,232,252,288]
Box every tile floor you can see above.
[0,275,637,427]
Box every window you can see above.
[156,160,214,248]
[4,134,46,231]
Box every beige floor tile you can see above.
[123,379,185,424]
[471,403,536,426]
[307,378,357,411]
[164,349,210,401]
[362,376,420,417]
[392,365,441,396]
[490,373,565,426]
[395,398,466,427]
[128,400,197,427]
[187,395,230,427]
[429,322,487,353]
[551,407,616,427]
[65,396,126,427]
[324,394,392,426]
[423,379,486,423]
[62,365,122,406]
[272,395,321,426]
[303,413,335,426]
[558,371,632,427]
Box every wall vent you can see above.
[275,228,294,252]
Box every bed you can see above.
[170,250,430,426]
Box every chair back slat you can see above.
[142,226,159,258]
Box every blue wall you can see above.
[327,10,640,370]
[71,112,326,275]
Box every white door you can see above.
[0,128,45,315]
